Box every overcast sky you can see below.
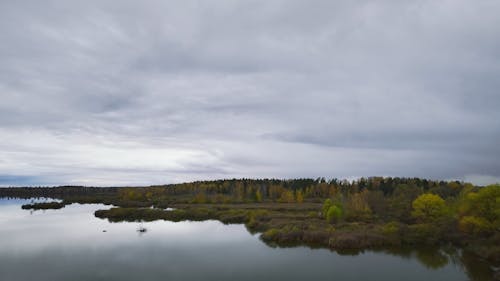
[1,0,499,186]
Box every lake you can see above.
[0,199,494,281]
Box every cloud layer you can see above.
[1,0,499,186]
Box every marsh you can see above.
[0,199,494,281]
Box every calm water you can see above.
[0,199,494,281]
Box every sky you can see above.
[1,0,499,186]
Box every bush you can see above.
[382,221,400,236]
[326,205,343,223]
[308,211,319,218]
[322,199,333,216]
[402,223,441,244]
[458,216,493,236]
[261,228,280,240]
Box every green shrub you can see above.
[261,228,280,240]
[326,205,343,223]
[458,216,493,235]
[382,221,400,236]
[322,199,333,216]
[403,223,441,244]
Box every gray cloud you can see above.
[0,0,499,186]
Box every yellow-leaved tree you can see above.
[411,193,447,223]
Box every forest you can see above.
[1,177,499,265]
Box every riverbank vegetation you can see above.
[21,201,66,210]
[2,177,498,265]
